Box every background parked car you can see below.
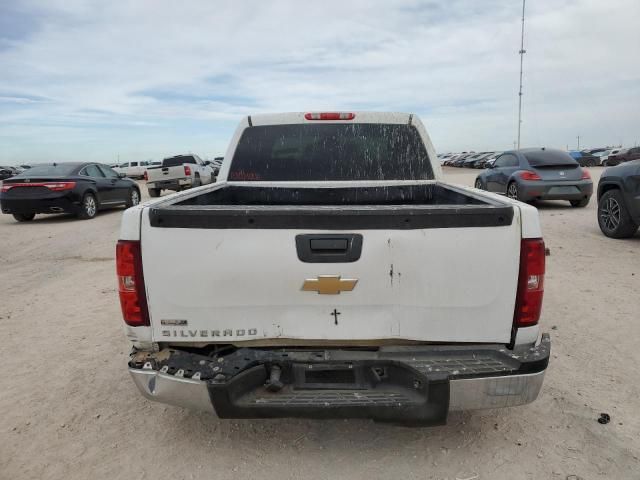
[468,152,495,168]
[145,154,214,197]
[462,152,488,168]
[452,153,475,167]
[0,162,141,222]
[1,167,14,180]
[597,160,640,238]
[475,148,592,207]
[599,148,622,166]
[477,152,502,169]
[569,150,599,167]
[113,160,150,179]
[605,147,640,166]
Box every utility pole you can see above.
[577,135,580,150]
[517,0,526,150]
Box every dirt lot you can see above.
[1,167,639,480]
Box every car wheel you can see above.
[148,188,160,198]
[598,190,639,238]
[507,182,520,200]
[474,178,484,190]
[126,188,140,207]
[13,213,36,222]
[192,174,201,188]
[570,198,589,208]
[77,192,98,219]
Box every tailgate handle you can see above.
[310,238,348,252]
[296,234,362,263]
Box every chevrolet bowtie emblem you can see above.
[302,275,358,295]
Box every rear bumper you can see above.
[0,194,81,214]
[147,178,191,190]
[519,180,593,201]
[128,334,550,425]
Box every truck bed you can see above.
[148,182,514,230]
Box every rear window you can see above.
[14,164,77,176]
[228,124,434,181]
[163,156,197,167]
[524,151,578,167]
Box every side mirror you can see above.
[118,172,126,178]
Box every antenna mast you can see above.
[517,0,526,150]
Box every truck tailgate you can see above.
[146,166,185,182]
[140,199,521,345]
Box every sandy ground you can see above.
[1,167,639,480]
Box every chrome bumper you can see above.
[129,367,546,415]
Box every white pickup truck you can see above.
[118,112,550,425]
[113,160,151,179]
[145,154,214,197]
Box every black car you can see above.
[569,151,599,167]
[597,160,640,238]
[0,162,141,222]
[0,166,18,180]
[475,148,593,207]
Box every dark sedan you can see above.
[474,148,593,207]
[569,151,599,167]
[597,160,640,238]
[606,147,640,166]
[0,162,141,222]
[0,166,20,180]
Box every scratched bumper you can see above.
[128,334,550,424]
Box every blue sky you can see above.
[1,0,639,164]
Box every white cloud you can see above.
[0,0,638,163]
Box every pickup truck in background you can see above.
[118,112,550,425]
[113,161,150,179]
[144,154,214,197]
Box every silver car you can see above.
[475,148,593,207]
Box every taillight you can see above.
[1,181,76,192]
[184,165,191,176]
[143,170,148,181]
[116,240,150,327]
[514,238,545,327]
[304,112,356,120]
[580,169,591,180]
[519,171,541,181]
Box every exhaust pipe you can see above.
[50,207,64,212]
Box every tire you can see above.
[192,174,201,188]
[507,182,520,201]
[148,188,160,198]
[77,192,98,219]
[13,213,35,222]
[126,188,140,208]
[474,178,484,190]
[570,198,590,208]
[598,189,639,238]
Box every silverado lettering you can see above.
[161,329,258,337]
